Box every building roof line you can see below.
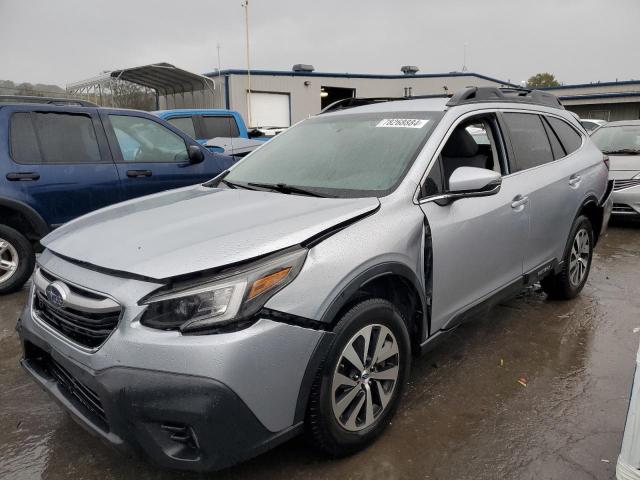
[544,79,640,90]
[559,91,640,100]
[203,69,517,86]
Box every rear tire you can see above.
[0,225,35,295]
[306,298,411,456]
[541,215,593,300]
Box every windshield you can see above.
[591,124,640,154]
[223,111,443,197]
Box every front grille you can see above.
[47,356,107,427]
[32,268,121,349]
[614,179,640,191]
[612,203,636,213]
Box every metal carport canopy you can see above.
[109,62,216,95]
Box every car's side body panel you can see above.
[0,105,122,226]
[420,174,529,332]
[0,104,235,231]
[98,109,235,200]
[266,196,426,327]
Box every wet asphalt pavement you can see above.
[1,220,639,480]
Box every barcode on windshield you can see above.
[376,118,429,128]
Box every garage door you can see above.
[248,92,290,128]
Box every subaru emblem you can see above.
[45,282,67,308]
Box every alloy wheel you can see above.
[0,238,19,284]
[331,324,400,432]
[569,228,590,286]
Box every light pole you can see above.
[242,0,252,127]
[462,43,468,72]
[217,43,222,80]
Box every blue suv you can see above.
[0,98,235,293]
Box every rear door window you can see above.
[546,117,583,155]
[166,116,196,138]
[503,113,554,171]
[11,112,102,164]
[201,116,240,138]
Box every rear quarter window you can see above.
[546,116,583,155]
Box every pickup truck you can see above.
[153,109,268,152]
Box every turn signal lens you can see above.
[248,268,291,300]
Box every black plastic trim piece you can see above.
[302,203,380,248]
[440,277,524,331]
[446,87,564,110]
[293,330,334,424]
[0,197,50,238]
[47,250,165,284]
[260,308,329,331]
[523,259,559,285]
[0,95,98,107]
[19,330,304,472]
[319,262,427,334]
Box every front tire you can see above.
[541,215,593,300]
[0,225,35,295]
[306,298,411,456]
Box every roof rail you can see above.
[320,94,450,114]
[446,87,564,109]
[0,95,98,107]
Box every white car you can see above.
[590,121,640,217]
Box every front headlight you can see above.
[140,248,307,333]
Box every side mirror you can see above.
[187,145,205,164]
[435,167,501,205]
[449,167,502,193]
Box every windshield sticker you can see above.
[376,118,430,129]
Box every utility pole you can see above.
[462,43,468,72]
[242,0,252,127]
[217,43,222,81]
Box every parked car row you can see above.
[16,87,613,471]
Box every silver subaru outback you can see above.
[18,87,612,471]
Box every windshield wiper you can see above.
[219,179,257,190]
[602,148,640,155]
[247,182,330,197]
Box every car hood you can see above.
[42,186,380,280]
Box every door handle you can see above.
[511,195,529,209]
[569,175,582,188]
[6,172,40,181]
[126,169,152,178]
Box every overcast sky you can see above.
[1,0,639,87]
